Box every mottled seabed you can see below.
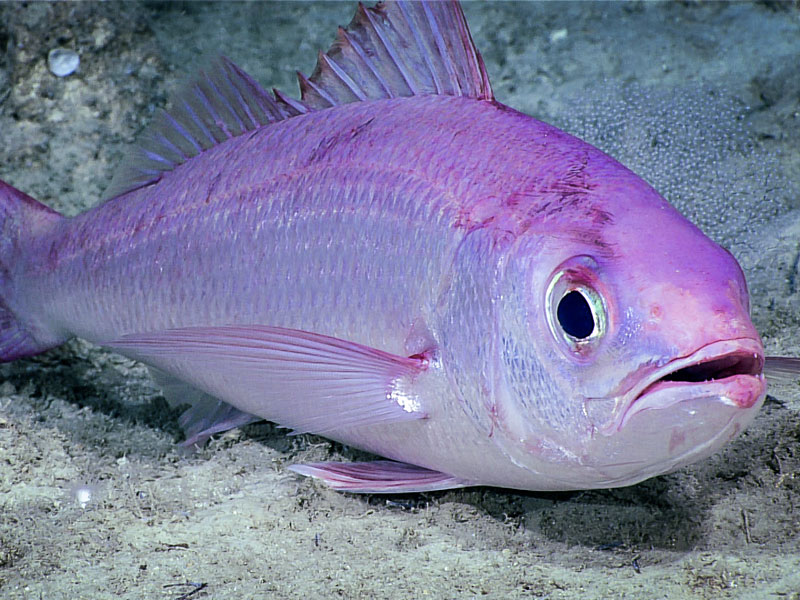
[0,2,799,599]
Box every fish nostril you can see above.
[660,353,762,384]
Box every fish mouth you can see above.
[610,338,765,432]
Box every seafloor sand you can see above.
[0,2,799,598]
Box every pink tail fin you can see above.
[0,180,64,361]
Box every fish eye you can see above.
[545,257,608,355]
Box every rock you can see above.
[48,48,79,77]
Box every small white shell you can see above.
[73,485,93,508]
[68,480,102,509]
[48,48,80,77]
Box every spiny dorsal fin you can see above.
[298,0,493,109]
[105,1,492,199]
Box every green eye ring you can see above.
[545,258,608,356]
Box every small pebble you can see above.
[74,486,93,508]
[68,480,102,509]
[549,28,568,44]
[48,48,80,77]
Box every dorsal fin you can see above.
[104,0,492,199]
[104,56,304,199]
[298,0,493,109]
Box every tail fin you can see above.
[0,180,65,361]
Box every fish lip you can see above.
[605,337,765,433]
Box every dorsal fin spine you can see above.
[321,53,368,101]
[298,71,336,108]
[397,1,443,94]
[273,88,309,114]
[218,67,258,128]
[200,82,236,138]
[165,111,203,154]
[151,132,186,163]
[338,26,393,97]
[206,78,244,134]
[143,148,173,167]
[195,84,233,138]
[185,90,214,140]
[421,3,460,95]
[223,58,287,122]
[181,97,215,147]
[360,3,419,95]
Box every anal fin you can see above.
[148,367,260,446]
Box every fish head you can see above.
[492,161,765,490]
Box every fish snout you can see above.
[637,275,759,355]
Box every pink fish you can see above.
[0,1,769,492]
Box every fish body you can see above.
[0,1,765,492]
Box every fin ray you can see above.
[764,356,800,385]
[148,367,260,445]
[104,57,297,199]
[107,325,429,435]
[295,0,493,110]
[289,460,473,493]
[105,2,492,199]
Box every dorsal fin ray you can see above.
[104,57,306,199]
[104,0,492,199]
[300,0,493,109]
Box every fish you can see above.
[0,0,773,493]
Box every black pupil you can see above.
[557,290,595,339]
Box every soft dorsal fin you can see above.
[105,0,492,199]
[104,56,302,199]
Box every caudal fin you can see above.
[0,180,65,361]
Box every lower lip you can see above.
[618,373,766,430]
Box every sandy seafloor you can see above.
[1,1,799,598]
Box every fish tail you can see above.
[0,179,66,362]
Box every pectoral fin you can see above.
[107,325,429,437]
[764,356,800,385]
